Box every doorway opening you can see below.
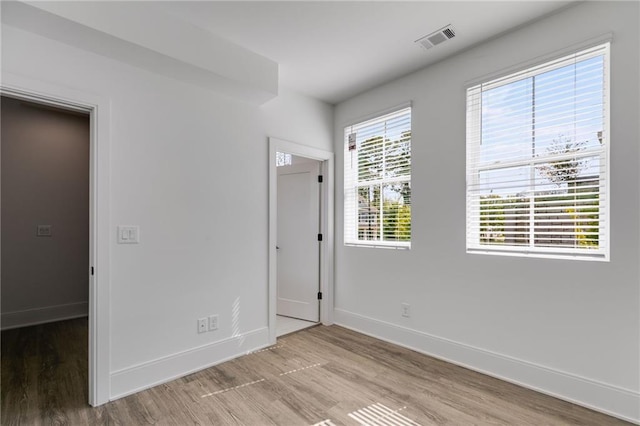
[276,154,322,336]
[0,77,109,406]
[268,138,334,343]
[1,95,90,411]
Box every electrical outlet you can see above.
[197,318,208,333]
[401,303,411,318]
[209,315,218,331]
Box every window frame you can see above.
[466,42,610,261]
[344,105,412,249]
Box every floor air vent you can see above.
[416,25,456,50]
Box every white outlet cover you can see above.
[197,318,208,333]
[401,303,411,318]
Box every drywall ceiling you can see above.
[4,1,279,104]
[157,1,575,104]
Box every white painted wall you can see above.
[3,1,278,104]
[262,89,333,153]
[334,2,639,422]
[1,24,332,399]
[1,97,90,329]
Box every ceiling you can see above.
[157,1,575,104]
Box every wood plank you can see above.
[1,318,631,425]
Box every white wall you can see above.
[1,97,90,329]
[334,2,639,422]
[2,1,278,104]
[1,24,332,399]
[262,88,333,152]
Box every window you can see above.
[344,106,411,248]
[276,152,292,167]
[466,43,609,260]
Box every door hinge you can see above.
[317,233,323,241]
[317,292,323,300]
[318,175,323,183]
[91,266,94,276]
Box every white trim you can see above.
[0,72,111,406]
[464,33,613,89]
[340,101,412,130]
[110,327,270,400]
[602,40,611,263]
[334,308,640,424]
[345,242,410,250]
[1,302,89,330]
[467,247,608,262]
[268,138,335,345]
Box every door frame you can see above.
[1,72,111,406]
[268,138,334,344]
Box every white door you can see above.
[277,161,320,322]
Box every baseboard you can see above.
[334,308,640,424]
[110,327,270,400]
[1,302,88,330]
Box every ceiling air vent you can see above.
[416,25,456,50]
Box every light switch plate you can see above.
[36,225,52,237]
[117,225,140,244]
[209,315,218,331]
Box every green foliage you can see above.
[480,195,507,243]
[479,187,599,248]
[479,134,599,248]
[537,135,587,186]
[357,131,411,242]
[383,198,411,242]
[358,136,384,182]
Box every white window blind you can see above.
[344,106,411,248]
[466,43,609,260]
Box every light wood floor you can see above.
[276,315,317,337]
[1,318,629,425]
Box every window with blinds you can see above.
[344,106,412,248]
[466,43,609,260]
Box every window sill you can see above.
[345,242,411,250]
[467,247,608,262]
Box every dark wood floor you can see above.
[1,318,629,425]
